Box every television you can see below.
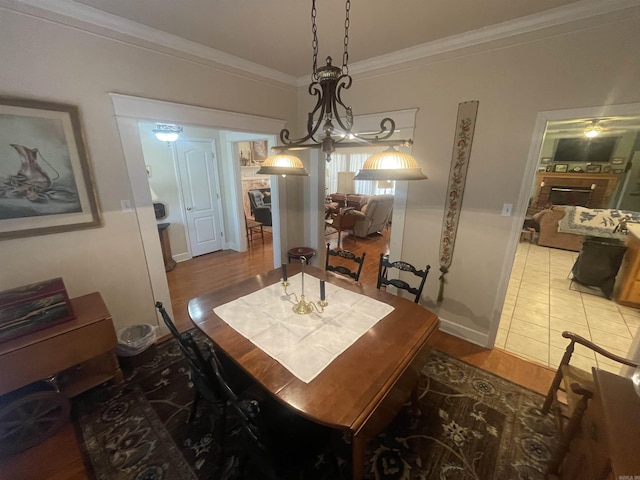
[553,137,618,163]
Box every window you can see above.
[325,151,395,196]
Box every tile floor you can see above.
[496,241,640,374]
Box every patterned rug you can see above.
[74,332,557,480]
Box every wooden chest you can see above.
[0,278,75,343]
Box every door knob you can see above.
[187,207,192,211]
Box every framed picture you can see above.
[611,157,625,165]
[612,168,624,174]
[540,157,551,164]
[603,165,611,173]
[553,164,568,173]
[585,165,601,173]
[251,140,268,163]
[0,97,101,240]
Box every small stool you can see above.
[288,247,317,264]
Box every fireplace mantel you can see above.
[532,172,621,212]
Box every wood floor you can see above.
[0,227,555,480]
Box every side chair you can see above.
[245,212,265,245]
[542,330,640,478]
[377,254,430,303]
[325,242,366,282]
[325,208,357,247]
[155,302,229,424]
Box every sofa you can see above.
[327,193,370,212]
[536,205,637,251]
[248,188,272,226]
[351,194,394,238]
[536,206,584,251]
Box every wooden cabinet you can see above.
[0,292,123,398]
[614,226,640,307]
[559,369,640,480]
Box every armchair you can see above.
[248,189,272,226]
[352,194,394,238]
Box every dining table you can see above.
[188,263,440,480]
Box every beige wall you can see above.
[316,16,640,343]
[2,7,640,346]
[0,11,296,331]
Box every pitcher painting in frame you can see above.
[0,97,101,239]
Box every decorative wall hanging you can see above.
[0,97,101,239]
[438,101,479,303]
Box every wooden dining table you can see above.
[188,263,440,480]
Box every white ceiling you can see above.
[9,0,639,81]
[5,0,640,134]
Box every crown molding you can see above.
[0,0,298,86]
[2,0,639,88]
[301,0,640,84]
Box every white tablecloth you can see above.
[213,273,394,383]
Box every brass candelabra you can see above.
[281,257,327,314]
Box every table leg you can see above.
[352,435,366,480]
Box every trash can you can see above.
[116,324,157,369]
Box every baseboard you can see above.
[173,253,191,263]
[438,316,490,348]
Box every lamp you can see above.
[258,0,426,181]
[153,124,183,142]
[584,120,602,138]
[256,154,309,176]
[354,147,427,180]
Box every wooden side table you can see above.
[158,223,177,272]
[288,246,317,264]
[0,292,123,455]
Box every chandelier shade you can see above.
[353,147,427,181]
[258,0,427,181]
[256,154,309,176]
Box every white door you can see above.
[176,140,224,257]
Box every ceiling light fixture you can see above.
[153,123,183,142]
[257,0,426,181]
[584,120,602,138]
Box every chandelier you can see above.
[584,120,602,138]
[257,0,427,181]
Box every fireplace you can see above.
[549,186,592,207]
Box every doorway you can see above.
[110,93,286,328]
[495,103,640,372]
[175,139,224,257]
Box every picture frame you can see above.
[553,164,568,173]
[603,165,611,173]
[0,97,101,240]
[612,168,624,174]
[611,157,625,165]
[585,165,602,173]
[540,157,551,164]
[251,140,268,163]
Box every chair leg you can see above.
[545,389,591,477]
[188,390,201,423]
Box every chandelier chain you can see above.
[342,0,350,75]
[311,0,319,81]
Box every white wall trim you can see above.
[109,94,286,322]
[4,0,639,87]
[438,316,489,348]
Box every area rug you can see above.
[74,332,557,480]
